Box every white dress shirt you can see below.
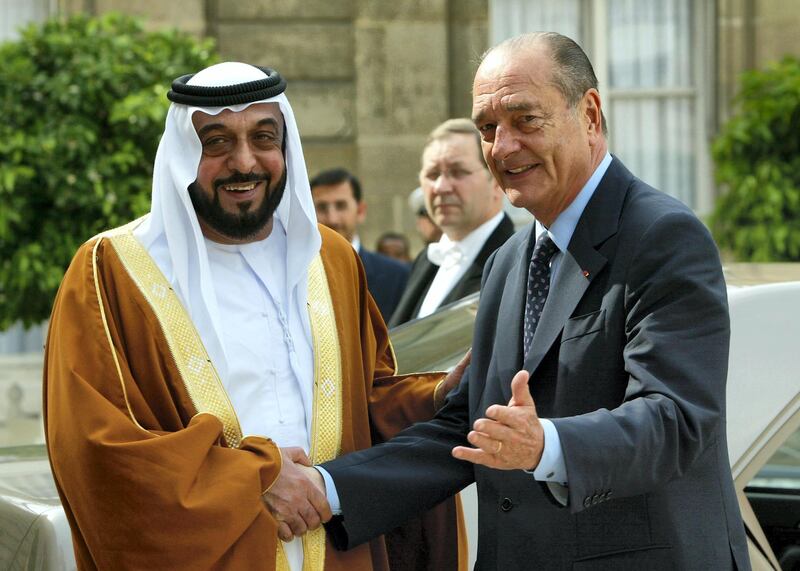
[205,218,314,571]
[416,211,505,318]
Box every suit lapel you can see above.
[388,251,438,325]
[505,157,632,399]
[494,228,533,403]
[519,244,601,383]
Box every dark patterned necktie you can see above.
[523,233,559,360]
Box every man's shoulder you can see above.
[620,177,701,237]
[407,245,435,276]
[494,213,516,239]
[492,223,531,259]
[476,213,517,259]
[66,218,144,269]
[317,223,355,257]
[318,225,380,289]
[83,216,148,246]
[602,156,695,223]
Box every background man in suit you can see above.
[389,119,514,326]
[310,168,410,321]
[313,32,749,569]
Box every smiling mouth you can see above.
[506,165,536,175]
[220,182,259,193]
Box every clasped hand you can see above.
[452,369,545,470]
[262,447,331,542]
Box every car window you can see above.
[746,426,800,569]
[750,428,800,490]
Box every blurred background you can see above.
[2,0,800,443]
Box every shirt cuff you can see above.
[314,466,342,515]
[525,418,568,485]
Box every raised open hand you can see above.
[451,369,544,470]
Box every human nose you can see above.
[325,208,342,225]
[490,125,521,163]
[432,172,454,194]
[227,140,257,173]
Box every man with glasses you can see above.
[389,119,514,326]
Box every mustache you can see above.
[213,172,270,192]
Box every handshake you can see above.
[260,351,472,542]
[262,447,331,542]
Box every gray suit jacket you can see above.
[324,158,749,570]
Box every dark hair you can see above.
[377,231,409,245]
[376,232,410,253]
[484,32,608,135]
[309,167,363,202]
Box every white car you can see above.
[1,264,799,570]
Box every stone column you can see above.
[353,1,451,248]
[212,0,358,178]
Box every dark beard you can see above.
[188,169,287,241]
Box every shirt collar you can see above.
[536,152,612,251]
[429,211,504,264]
[351,235,361,252]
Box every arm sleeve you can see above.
[315,466,342,514]
[526,418,568,484]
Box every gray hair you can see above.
[484,32,608,135]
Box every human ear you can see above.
[582,89,603,137]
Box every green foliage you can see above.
[710,56,800,261]
[0,13,217,329]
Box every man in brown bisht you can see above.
[44,62,466,571]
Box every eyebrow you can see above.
[255,117,281,131]
[472,100,543,124]
[505,101,539,113]
[196,117,282,139]
[422,158,473,171]
[196,123,226,139]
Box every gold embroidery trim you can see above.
[92,236,145,432]
[276,254,343,571]
[107,230,243,449]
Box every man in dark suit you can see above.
[310,32,749,569]
[389,118,514,326]
[310,168,410,321]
